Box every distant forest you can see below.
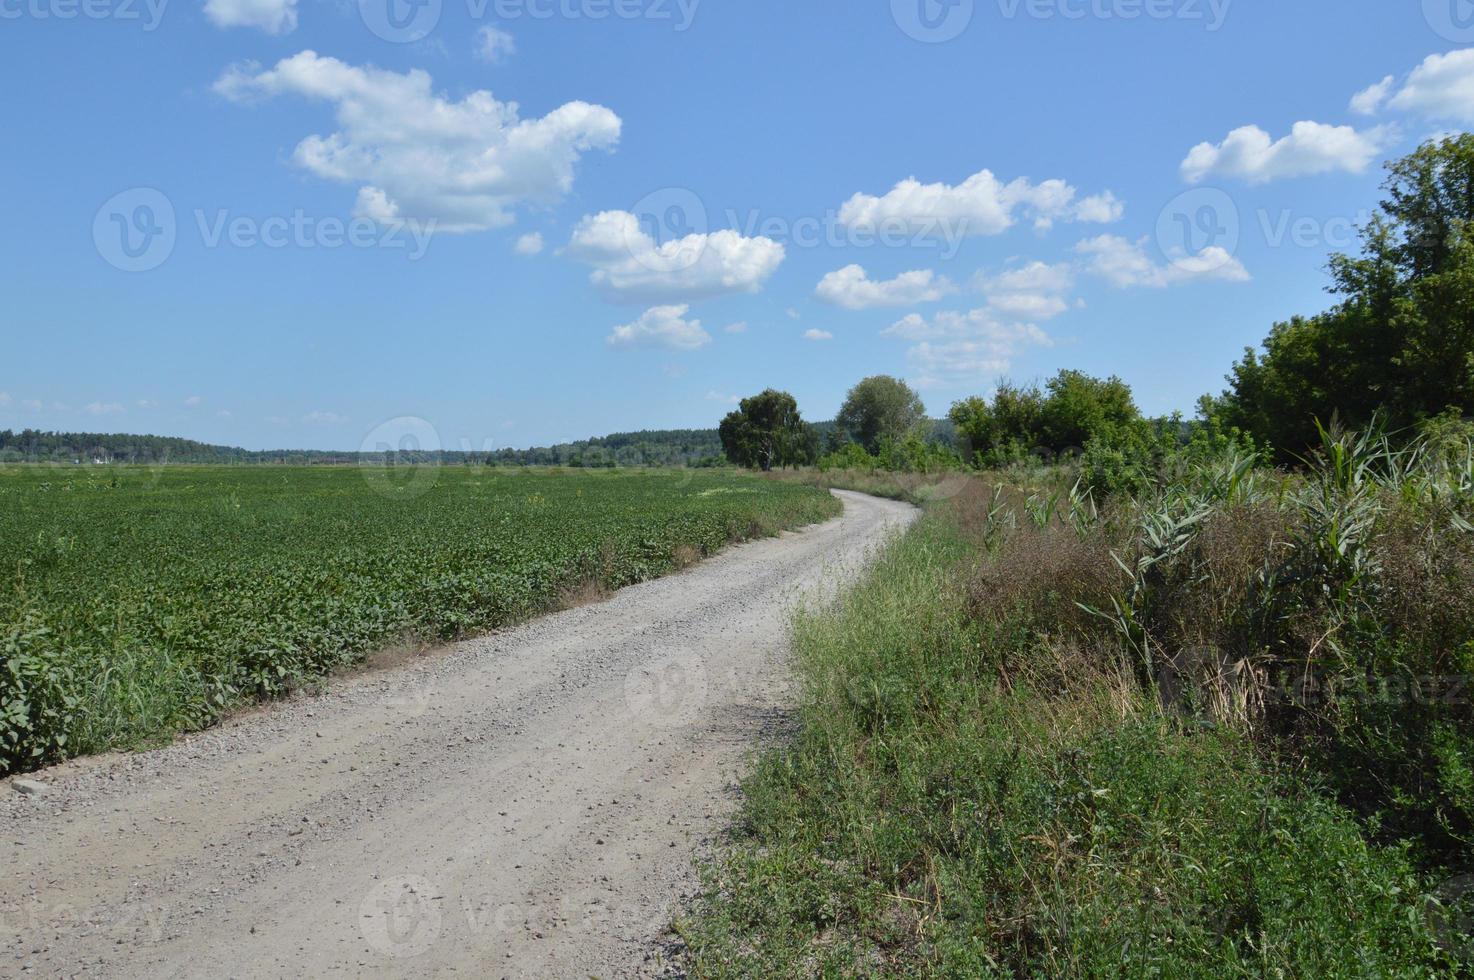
[0,420,957,468]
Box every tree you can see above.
[718,389,813,471]
[1209,135,1474,459]
[835,376,926,453]
[1039,370,1140,450]
[948,371,1139,464]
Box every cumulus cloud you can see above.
[204,0,296,34]
[184,395,202,408]
[724,321,748,334]
[803,329,834,341]
[706,390,741,404]
[475,25,516,63]
[838,169,1122,239]
[1351,75,1396,116]
[1181,121,1390,184]
[216,52,621,232]
[1076,234,1250,288]
[567,210,784,302]
[814,264,955,310]
[883,310,1054,388]
[607,305,712,351]
[1388,50,1474,124]
[974,260,1076,322]
[514,232,544,255]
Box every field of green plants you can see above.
[685,425,1474,976]
[0,465,840,774]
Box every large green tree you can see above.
[718,389,816,471]
[835,376,926,453]
[1207,135,1474,458]
[949,370,1140,462]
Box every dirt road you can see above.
[0,490,916,978]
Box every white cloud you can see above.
[838,169,1123,239]
[217,410,234,419]
[216,52,621,233]
[803,329,834,341]
[84,402,125,416]
[607,305,712,351]
[1389,50,1474,124]
[184,395,202,408]
[724,321,748,334]
[883,310,1054,388]
[303,411,348,424]
[1181,121,1390,184]
[514,232,544,256]
[975,260,1076,322]
[1076,234,1250,288]
[814,264,955,310]
[474,25,516,63]
[1351,75,1396,116]
[786,308,801,320]
[705,390,741,404]
[567,210,784,302]
[204,0,296,34]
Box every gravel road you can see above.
[0,490,916,979]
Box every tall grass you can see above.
[683,424,1474,976]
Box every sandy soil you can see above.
[0,490,916,979]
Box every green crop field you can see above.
[0,464,840,774]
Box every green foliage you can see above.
[835,376,927,454]
[0,466,839,773]
[719,390,817,471]
[949,370,1142,466]
[681,508,1452,976]
[1210,135,1474,460]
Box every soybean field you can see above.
[0,465,840,774]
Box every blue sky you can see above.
[2,0,1472,450]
